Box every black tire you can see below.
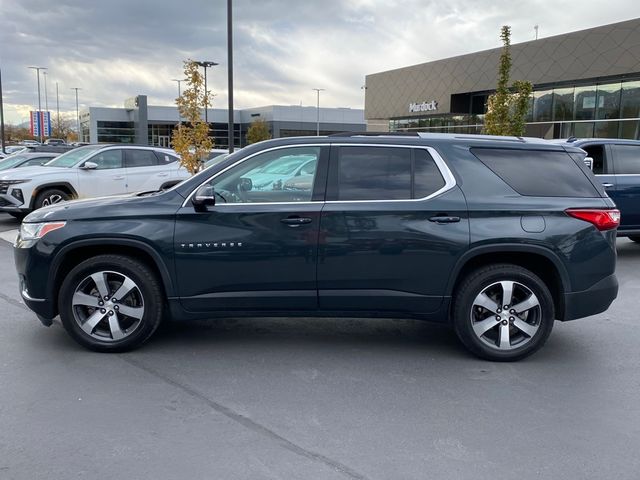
[628,236,640,243]
[34,188,70,210]
[58,255,164,352]
[452,264,554,362]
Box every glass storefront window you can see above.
[620,81,640,118]
[620,120,640,139]
[594,120,619,138]
[533,90,553,122]
[573,122,594,137]
[574,86,597,120]
[596,83,621,120]
[552,87,574,121]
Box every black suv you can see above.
[14,133,619,361]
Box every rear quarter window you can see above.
[470,148,601,198]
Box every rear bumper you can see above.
[563,273,618,320]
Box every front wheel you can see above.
[58,255,164,352]
[452,264,554,361]
[34,188,70,209]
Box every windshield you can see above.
[0,154,31,170]
[45,145,103,168]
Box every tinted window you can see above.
[471,148,601,197]
[612,144,640,174]
[126,149,158,168]
[154,151,179,165]
[335,147,446,201]
[337,147,411,200]
[88,149,123,170]
[414,149,446,198]
[207,146,321,203]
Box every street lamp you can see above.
[28,66,47,143]
[193,60,218,124]
[0,67,5,154]
[70,87,82,142]
[312,88,325,136]
[227,0,234,152]
[43,71,49,113]
[171,78,187,99]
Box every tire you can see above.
[58,254,164,352]
[34,188,70,210]
[628,236,640,243]
[452,264,554,362]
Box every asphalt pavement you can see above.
[0,214,639,480]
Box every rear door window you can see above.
[332,146,446,201]
[611,144,640,174]
[125,149,159,168]
[471,148,601,197]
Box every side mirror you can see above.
[81,161,98,170]
[191,184,216,211]
[238,177,252,192]
[583,157,594,171]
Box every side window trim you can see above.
[325,144,456,203]
[182,144,330,207]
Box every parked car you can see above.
[44,138,66,146]
[551,138,640,241]
[0,152,58,171]
[21,140,40,146]
[2,145,28,157]
[14,133,619,361]
[0,144,189,219]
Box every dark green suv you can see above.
[14,133,619,361]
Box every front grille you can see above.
[0,182,9,194]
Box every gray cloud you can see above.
[1,0,637,123]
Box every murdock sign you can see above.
[409,100,438,113]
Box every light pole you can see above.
[227,0,234,152]
[70,87,81,142]
[55,82,60,136]
[0,67,5,154]
[28,66,47,143]
[43,71,49,112]
[194,61,218,125]
[534,25,539,40]
[312,88,325,136]
[171,78,186,99]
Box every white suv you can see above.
[0,144,190,218]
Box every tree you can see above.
[484,26,533,136]
[51,115,75,140]
[171,60,213,174]
[246,118,271,144]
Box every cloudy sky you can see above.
[1,0,637,124]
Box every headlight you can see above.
[19,221,66,241]
[1,180,30,185]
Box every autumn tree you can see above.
[51,115,75,140]
[171,60,213,174]
[484,26,533,136]
[246,118,271,144]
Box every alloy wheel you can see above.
[42,194,64,206]
[71,270,145,342]
[470,280,541,351]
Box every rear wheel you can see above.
[34,188,70,209]
[628,236,640,243]
[58,255,164,352]
[452,264,554,361]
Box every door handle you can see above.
[429,215,461,224]
[602,183,614,188]
[113,175,125,180]
[158,173,169,177]
[281,217,312,227]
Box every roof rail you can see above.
[415,132,548,144]
[328,131,420,137]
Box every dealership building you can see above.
[79,97,364,148]
[364,18,640,139]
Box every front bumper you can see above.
[563,273,618,321]
[15,244,57,323]
[0,192,27,211]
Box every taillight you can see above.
[565,208,620,231]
